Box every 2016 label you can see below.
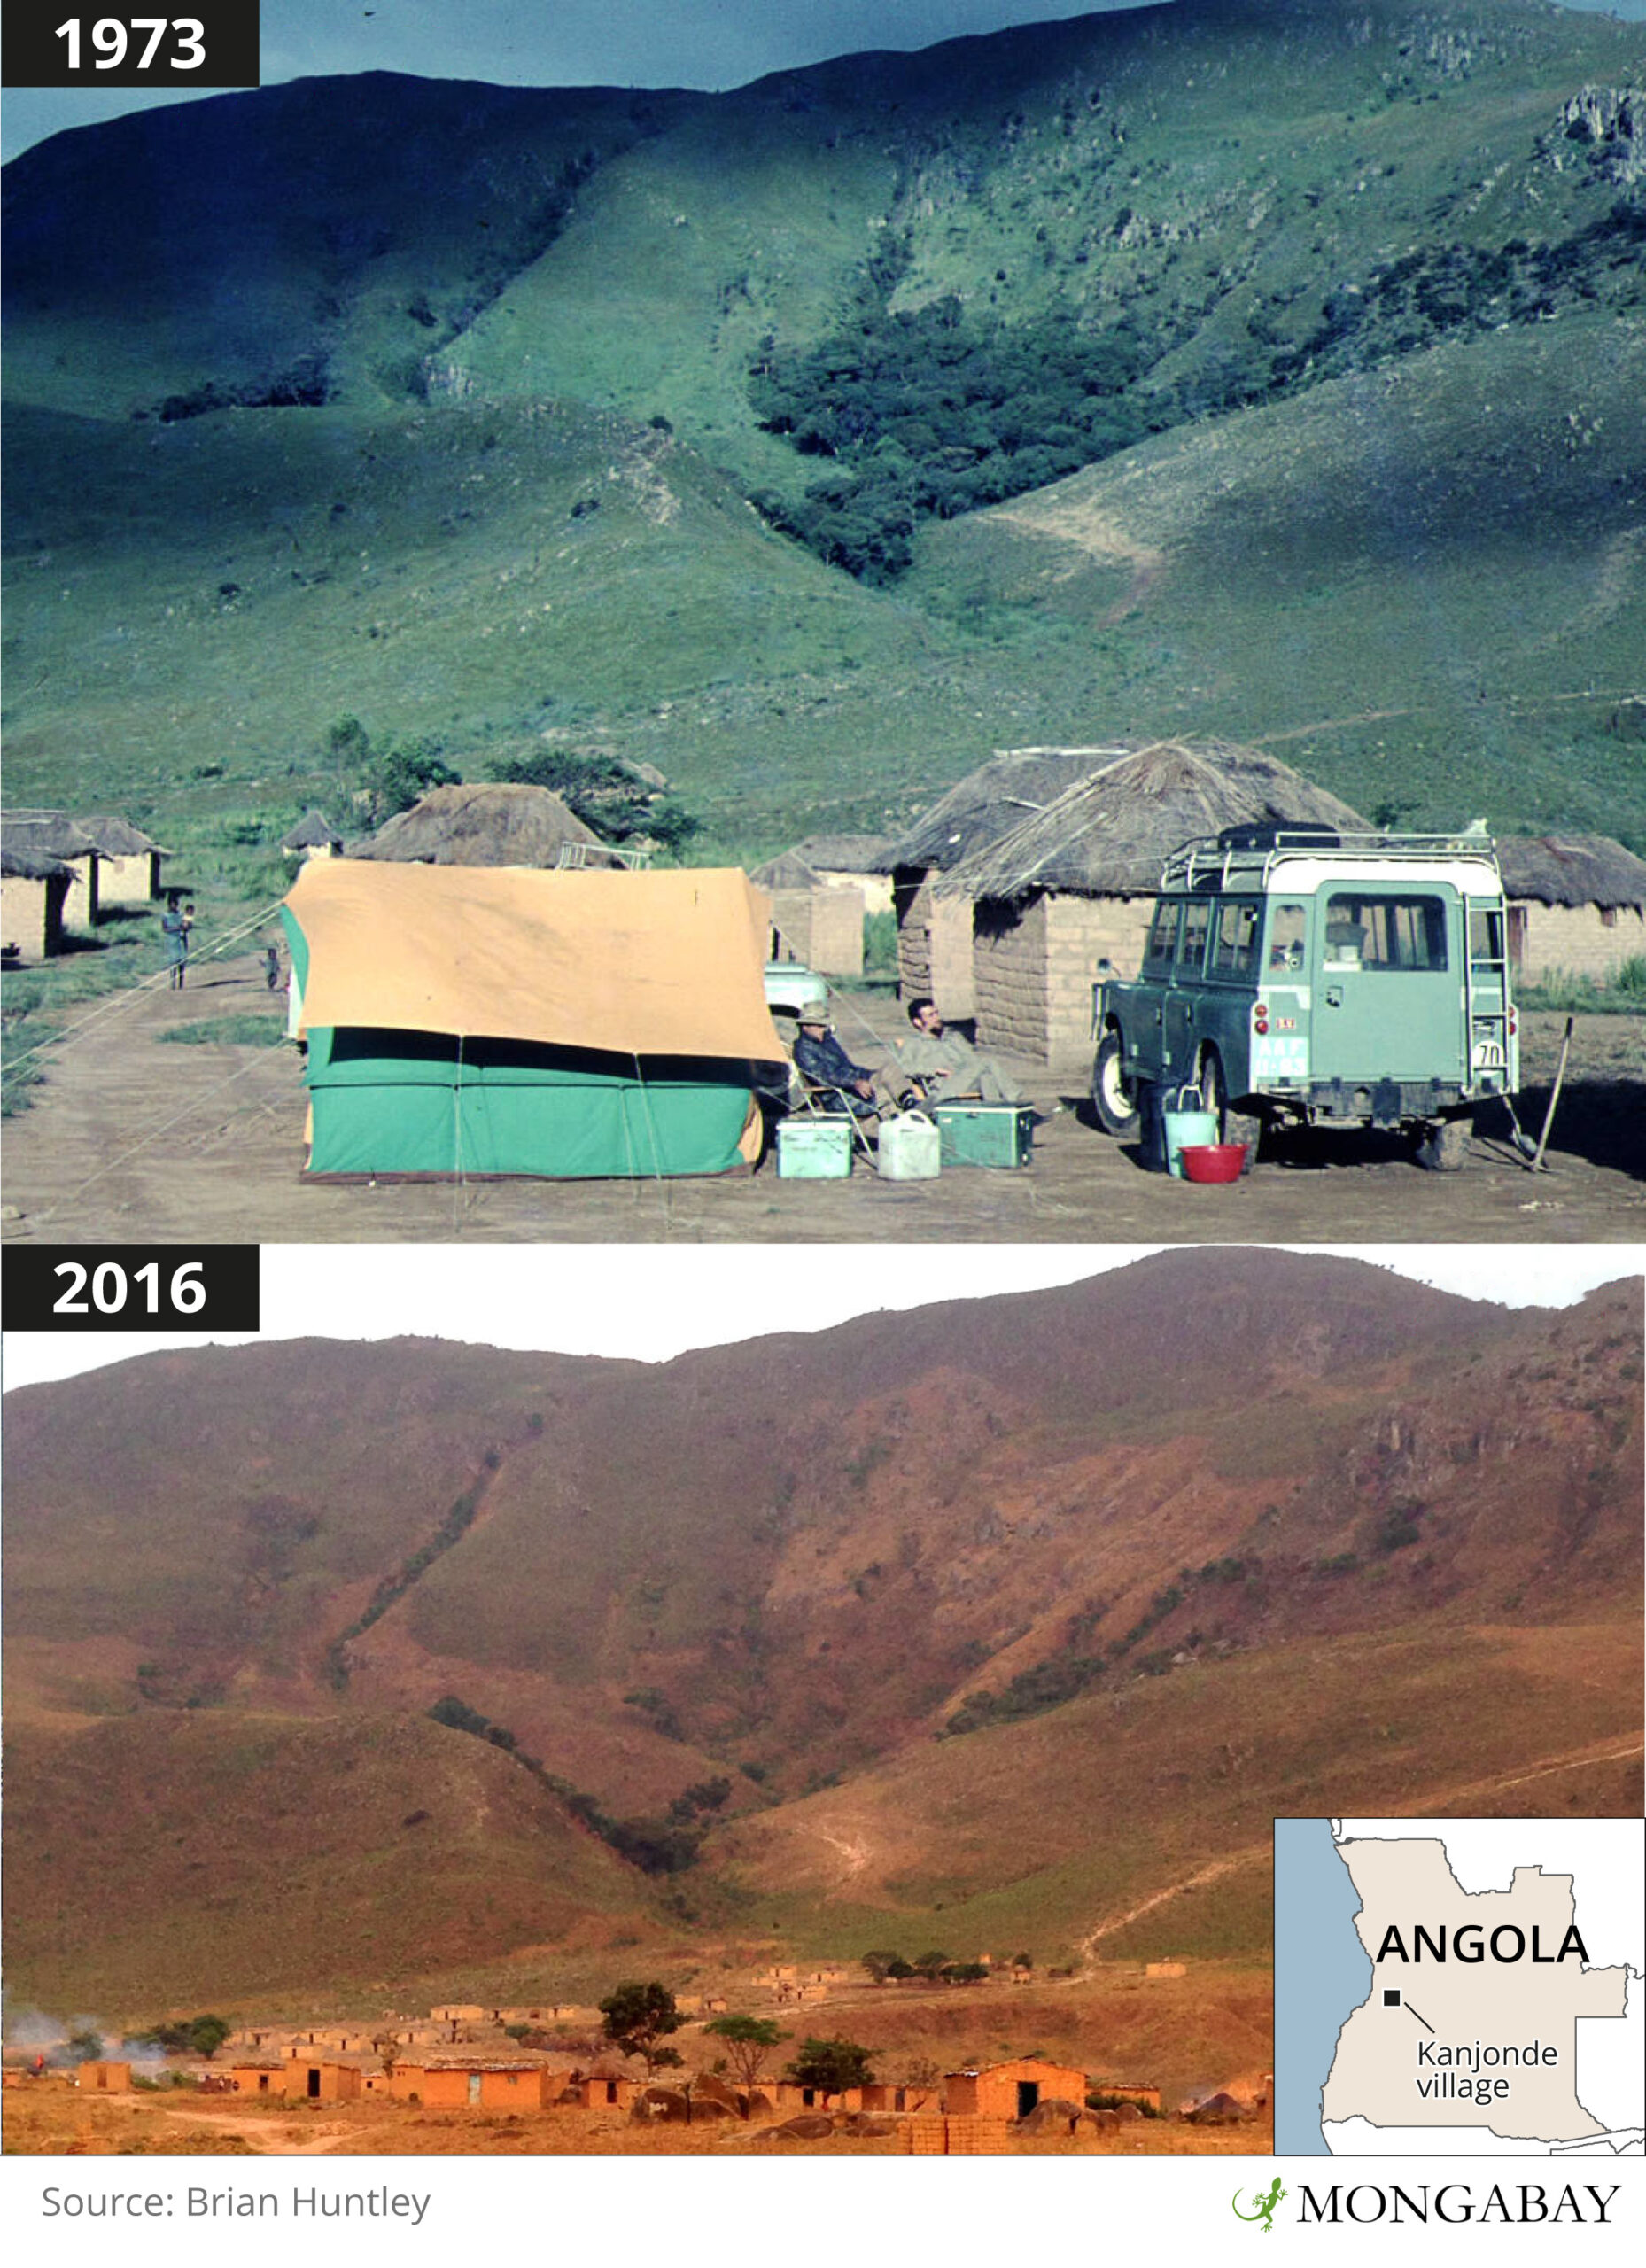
[2,1245,260,1331]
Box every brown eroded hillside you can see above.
[2,1254,1639,2014]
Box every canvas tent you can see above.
[282,861,785,1178]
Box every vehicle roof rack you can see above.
[1159,830,1502,893]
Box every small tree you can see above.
[66,2030,104,2064]
[912,1948,951,1981]
[860,1949,902,1984]
[787,2036,875,2101]
[598,1981,683,2078]
[703,2015,788,2091]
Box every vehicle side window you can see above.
[1325,893,1448,972]
[1141,901,1179,979]
[1267,902,1307,973]
[1210,900,1261,980]
[1176,900,1212,976]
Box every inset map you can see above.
[1276,1818,1642,2156]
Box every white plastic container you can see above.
[1161,1084,1217,1178]
[876,1110,941,1180]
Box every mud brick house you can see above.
[578,2069,643,2112]
[389,2060,563,2109]
[750,849,866,980]
[937,740,1366,1069]
[1,845,74,961]
[286,2058,363,2102]
[74,815,168,907]
[1,812,101,931]
[76,2062,131,2093]
[1495,835,1646,983]
[943,2057,1088,2120]
[887,747,1121,1018]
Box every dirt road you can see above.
[3,959,1641,1244]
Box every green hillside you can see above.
[2,0,1642,857]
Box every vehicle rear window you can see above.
[1177,900,1212,976]
[1324,893,1448,972]
[1210,900,1261,980]
[1141,901,1179,979]
[1267,902,1307,973]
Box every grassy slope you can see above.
[2,1709,657,2016]
[2,0,1642,854]
[710,1619,1642,1961]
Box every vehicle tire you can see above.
[1092,1030,1142,1138]
[1200,1049,1262,1175]
[1414,1116,1472,1172]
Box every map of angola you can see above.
[1276,1819,1644,2156]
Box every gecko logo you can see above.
[1232,2176,1287,2233]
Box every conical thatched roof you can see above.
[282,808,341,851]
[0,845,74,880]
[2,812,97,861]
[75,814,168,856]
[1495,833,1646,910]
[936,740,1370,900]
[886,747,1137,871]
[749,850,830,891]
[350,782,602,866]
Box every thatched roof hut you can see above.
[936,740,1369,902]
[749,845,870,979]
[1,845,75,959]
[74,815,167,858]
[1495,833,1646,983]
[74,814,169,905]
[1495,834,1646,909]
[887,748,1134,873]
[350,782,606,867]
[930,739,1369,1069]
[886,748,1134,1015]
[2,812,100,928]
[282,809,343,858]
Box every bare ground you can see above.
[3,958,1641,1244]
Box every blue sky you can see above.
[4,0,1642,161]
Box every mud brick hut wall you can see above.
[944,2059,1087,2119]
[91,851,162,907]
[1510,899,1646,982]
[291,2060,362,2102]
[895,869,977,1016]
[972,889,1153,1068]
[77,2062,131,2093]
[0,862,71,960]
[768,885,865,978]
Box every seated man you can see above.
[896,998,1026,1106]
[794,1015,881,1119]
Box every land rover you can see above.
[1091,827,1518,1171]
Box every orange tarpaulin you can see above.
[285,859,787,1062]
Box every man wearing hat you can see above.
[794,1013,883,1118]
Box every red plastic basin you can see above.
[1179,1142,1247,1184]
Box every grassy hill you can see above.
[4,1254,1639,2015]
[2,0,1642,859]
